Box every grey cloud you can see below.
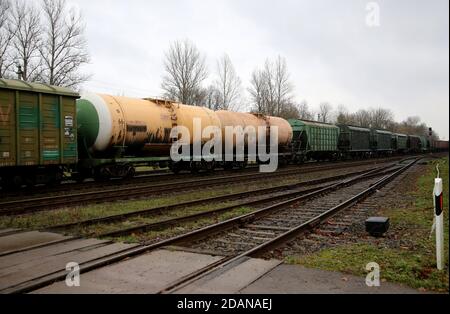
[69,0,449,138]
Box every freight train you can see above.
[0,78,447,188]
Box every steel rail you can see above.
[97,165,400,238]
[158,157,419,294]
[0,158,402,215]
[0,158,418,294]
[45,165,393,232]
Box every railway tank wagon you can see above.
[288,119,339,162]
[0,78,79,188]
[76,93,222,179]
[215,111,293,168]
[337,125,371,158]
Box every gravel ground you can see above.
[264,162,429,259]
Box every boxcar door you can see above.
[17,92,39,166]
[41,94,61,164]
[0,89,15,167]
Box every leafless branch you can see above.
[39,0,90,89]
[318,102,333,123]
[297,100,314,120]
[215,54,242,111]
[248,56,293,116]
[161,39,208,105]
[9,0,42,81]
[0,0,16,78]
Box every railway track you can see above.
[0,158,406,216]
[0,157,419,294]
[0,166,256,199]
[80,164,401,238]
[157,157,420,293]
[0,156,411,201]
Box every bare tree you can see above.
[297,100,313,120]
[396,116,430,136]
[248,56,293,116]
[39,0,89,89]
[318,102,333,123]
[248,69,267,114]
[10,0,42,81]
[161,39,208,105]
[215,54,242,111]
[189,85,221,109]
[0,0,15,78]
[188,87,206,107]
[278,101,299,120]
[402,116,421,129]
[273,56,293,115]
[353,109,371,127]
[335,104,354,125]
[261,59,277,115]
[370,107,393,129]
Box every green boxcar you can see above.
[371,129,393,152]
[408,135,421,153]
[337,125,371,155]
[392,133,408,152]
[0,79,79,186]
[289,119,339,161]
[418,136,429,152]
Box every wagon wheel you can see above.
[190,161,200,174]
[125,166,136,179]
[169,161,182,174]
[203,160,216,173]
[223,162,234,171]
[94,167,110,182]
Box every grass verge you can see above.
[0,168,351,230]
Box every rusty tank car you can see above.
[76,93,222,178]
[76,93,294,178]
[215,111,293,168]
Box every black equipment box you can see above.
[365,217,390,237]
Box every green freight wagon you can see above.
[418,136,429,152]
[371,129,393,155]
[289,119,340,162]
[407,135,421,153]
[0,78,79,187]
[392,133,408,153]
[337,124,371,158]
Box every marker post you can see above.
[433,165,444,270]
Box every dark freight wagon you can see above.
[432,140,449,152]
[407,135,421,153]
[0,79,79,187]
[289,119,340,161]
[337,125,371,157]
[370,129,393,155]
[392,133,408,153]
[418,136,429,152]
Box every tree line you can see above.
[160,39,438,139]
[0,0,89,89]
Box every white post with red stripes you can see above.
[434,165,444,270]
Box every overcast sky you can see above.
[67,0,449,139]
